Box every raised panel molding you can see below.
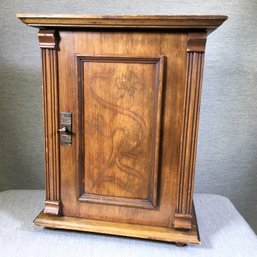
[77,55,165,209]
[174,32,207,230]
[39,30,61,215]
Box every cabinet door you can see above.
[59,31,186,227]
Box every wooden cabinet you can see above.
[17,14,227,245]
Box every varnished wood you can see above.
[44,200,61,216]
[18,14,227,245]
[17,14,227,33]
[38,30,58,49]
[34,201,200,245]
[39,30,61,215]
[76,55,165,209]
[187,32,207,52]
[174,32,206,230]
[59,31,186,227]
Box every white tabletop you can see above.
[0,190,256,257]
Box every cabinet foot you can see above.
[176,243,187,247]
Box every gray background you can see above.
[0,0,256,233]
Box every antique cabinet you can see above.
[17,14,227,245]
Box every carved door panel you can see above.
[59,31,187,227]
[77,56,164,209]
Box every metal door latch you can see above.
[58,112,72,145]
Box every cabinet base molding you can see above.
[44,200,61,216]
[173,213,193,230]
[33,204,200,245]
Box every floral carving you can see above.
[85,68,146,195]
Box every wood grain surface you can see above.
[17,14,227,32]
[17,14,227,244]
[33,202,200,244]
[58,30,187,228]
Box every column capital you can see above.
[187,32,207,52]
[38,29,59,49]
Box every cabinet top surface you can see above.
[17,13,227,31]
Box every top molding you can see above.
[17,14,227,33]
